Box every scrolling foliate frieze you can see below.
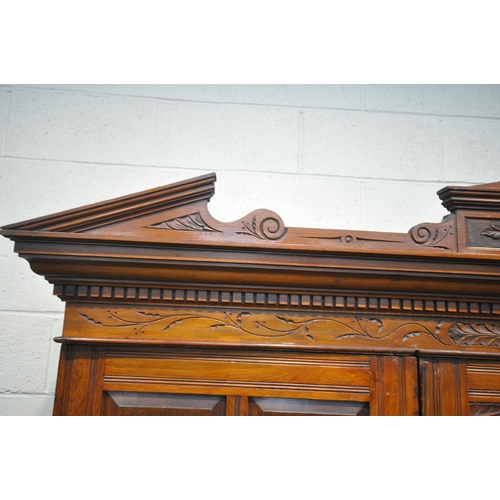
[71,308,500,351]
[75,308,447,347]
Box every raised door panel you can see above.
[248,397,369,416]
[102,391,226,416]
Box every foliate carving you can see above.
[470,403,500,416]
[237,213,286,240]
[148,212,218,232]
[78,310,445,345]
[481,223,500,240]
[409,216,455,250]
[449,323,500,348]
[148,210,286,240]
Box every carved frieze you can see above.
[76,309,445,345]
[64,306,500,354]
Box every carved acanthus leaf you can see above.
[449,323,500,348]
[148,212,218,232]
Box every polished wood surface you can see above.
[2,173,500,415]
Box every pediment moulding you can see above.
[5,172,500,416]
[2,173,500,302]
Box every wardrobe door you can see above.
[420,357,500,416]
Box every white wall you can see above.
[1,84,499,415]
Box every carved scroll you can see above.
[236,212,286,240]
[409,215,456,251]
[147,208,287,241]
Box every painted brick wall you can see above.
[1,84,499,415]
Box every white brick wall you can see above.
[1,84,499,415]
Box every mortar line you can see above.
[44,318,60,393]
[439,118,446,181]
[0,310,64,316]
[298,110,304,173]
[154,101,161,166]
[1,85,499,121]
[1,90,12,155]
[0,393,55,398]
[0,154,463,185]
[361,181,365,229]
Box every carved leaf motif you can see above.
[449,323,500,347]
[276,315,298,324]
[481,223,500,239]
[149,212,218,232]
[304,326,314,340]
[78,313,104,326]
[364,318,384,337]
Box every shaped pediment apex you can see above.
[1,172,288,244]
[1,172,217,233]
[438,181,500,213]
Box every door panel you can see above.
[102,391,226,415]
[248,397,369,416]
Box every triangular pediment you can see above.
[1,172,288,243]
[2,173,500,257]
[1,173,218,233]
